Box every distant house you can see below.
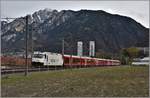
[136,47,149,54]
[132,57,149,65]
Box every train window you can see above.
[87,59,95,63]
[33,54,44,58]
[73,58,80,63]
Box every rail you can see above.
[1,67,64,75]
[1,64,120,75]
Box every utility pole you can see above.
[62,38,64,56]
[70,34,73,68]
[31,27,33,63]
[25,15,28,76]
[1,17,28,76]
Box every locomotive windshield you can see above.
[33,54,44,58]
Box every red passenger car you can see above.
[63,55,120,68]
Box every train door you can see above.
[43,53,48,65]
[96,59,99,66]
[84,58,87,67]
[107,60,111,66]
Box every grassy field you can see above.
[1,66,149,97]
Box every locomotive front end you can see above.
[32,52,46,66]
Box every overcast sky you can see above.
[1,1,149,28]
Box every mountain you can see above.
[1,9,149,56]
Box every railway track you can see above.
[1,65,120,75]
[1,67,64,75]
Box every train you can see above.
[32,51,121,67]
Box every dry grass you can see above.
[1,66,149,97]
